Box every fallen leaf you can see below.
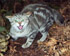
[45,38,57,46]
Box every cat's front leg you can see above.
[22,38,34,48]
[37,32,48,43]
[38,27,49,43]
[9,32,19,40]
[22,31,37,48]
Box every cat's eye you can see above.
[22,19,24,21]
[15,20,18,22]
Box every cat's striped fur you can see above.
[6,3,64,48]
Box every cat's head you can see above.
[6,12,32,30]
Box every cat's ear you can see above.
[25,11,32,17]
[6,16,13,19]
[6,16,13,22]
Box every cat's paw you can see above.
[22,43,31,48]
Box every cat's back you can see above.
[21,3,54,29]
[21,3,52,13]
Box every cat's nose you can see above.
[18,22,22,25]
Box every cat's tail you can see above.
[52,9,65,26]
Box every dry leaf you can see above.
[0,53,4,56]
[60,48,68,54]
[45,38,57,46]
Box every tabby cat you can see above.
[6,3,64,48]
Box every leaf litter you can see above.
[0,1,70,56]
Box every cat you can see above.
[6,3,64,48]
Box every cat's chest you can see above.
[21,28,31,36]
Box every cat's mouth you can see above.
[18,25,23,30]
